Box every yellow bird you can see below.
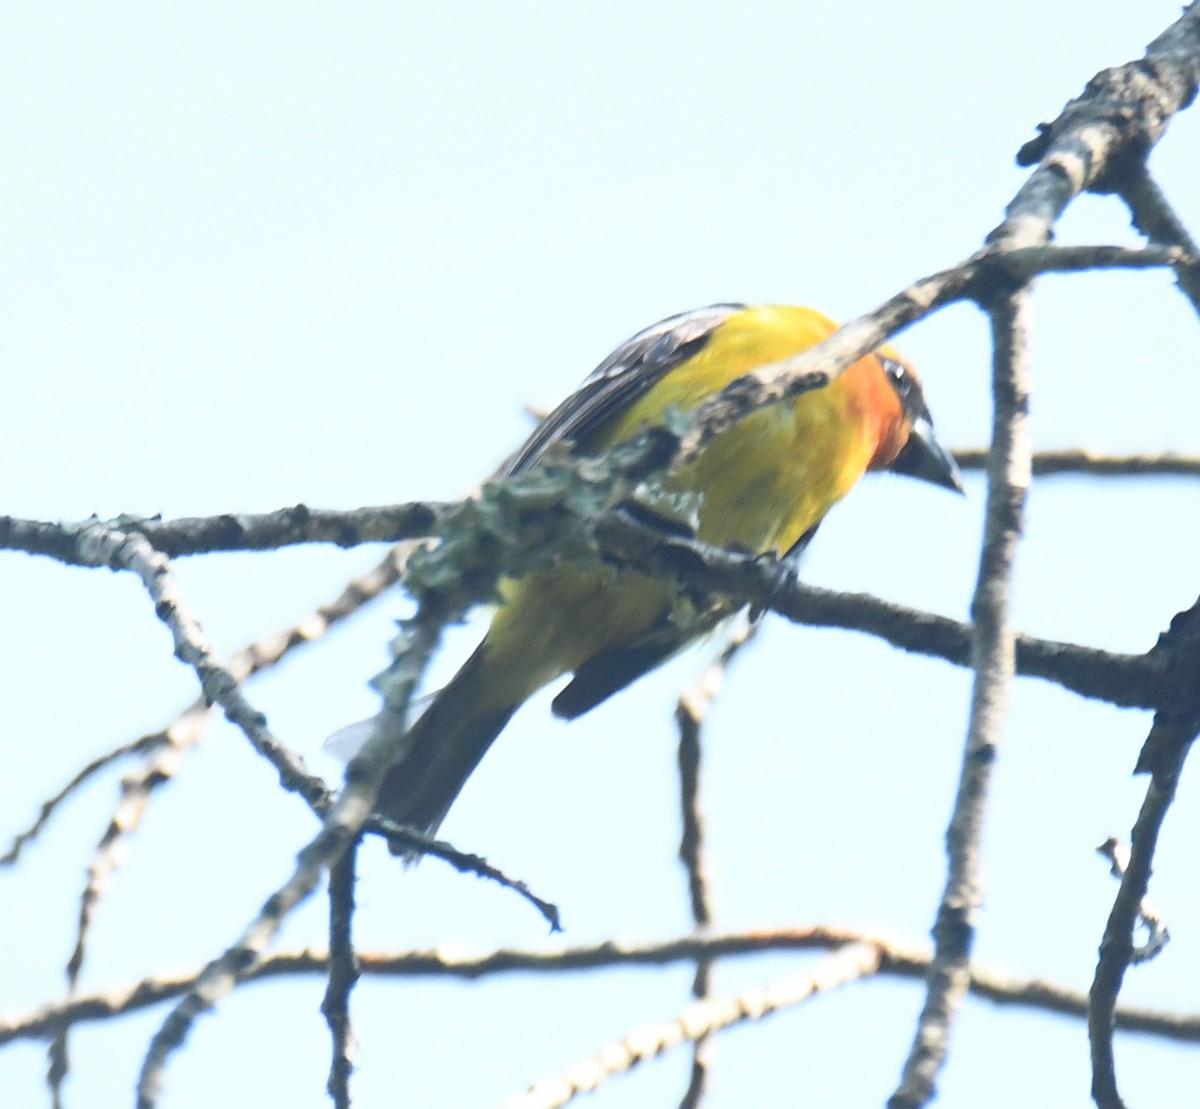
[369,304,961,839]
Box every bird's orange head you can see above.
[860,350,963,493]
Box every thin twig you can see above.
[2,543,406,865]
[368,818,563,933]
[502,944,885,1109]
[0,733,164,867]
[669,240,1192,472]
[891,285,1032,1108]
[135,592,452,1108]
[71,524,328,807]
[22,551,407,1099]
[953,449,1200,478]
[673,614,759,1109]
[29,523,327,1101]
[676,619,759,927]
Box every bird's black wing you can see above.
[504,303,744,476]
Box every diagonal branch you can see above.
[502,944,884,1109]
[134,588,456,1108]
[3,543,407,867]
[1114,162,1200,316]
[26,522,331,1102]
[0,733,163,867]
[1002,4,1200,248]
[74,524,330,808]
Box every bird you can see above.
[364,303,962,844]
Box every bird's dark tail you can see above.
[372,641,519,855]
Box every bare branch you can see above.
[322,844,359,1109]
[134,589,453,1108]
[592,510,1165,710]
[1114,161,1200,315]
[9,926,1200,1046]
[1090,784,1178,1109]
[997,243,1194,274]
[1096,839,1170,964]
[4,534,411,868]
[0,503,445,561]
[891,284,1033,1108]
[954,449,1200,478]
[0,733,162,867]
[677,622,759,927]
[674,614,759,1108]
[20,523,336,1099]
[0,543,409,1101]
[7,443,1194,581]
[81,524,329,806]
[367,818,563,932]
[1001,5,1200,248]
[7,525,324,1099]
[503,944,885,1109]
[1090,596,1200,1109]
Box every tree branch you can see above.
[321,843,359,1109]
[1114,160,1200,316]
[1002,4,1200,247]
[504,944,884,1109]
[1090,596,1200,1108]
[134,591,452,1108]
[592,511,1165,710]
[891,284,1033,1108]
[673,614,758,1109]
[954,449,1200,478]
[7,926,1200,1045]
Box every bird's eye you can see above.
[883,358,911,397]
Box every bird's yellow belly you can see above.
[679,395,873,555]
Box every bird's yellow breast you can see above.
[600,304,895,555]
[478,305,906,712]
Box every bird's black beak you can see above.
[890,416,964,494]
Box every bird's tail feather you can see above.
[372,642,518,854]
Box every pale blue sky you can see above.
[2,3,1199,1107]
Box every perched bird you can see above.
[368,303,962,841]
